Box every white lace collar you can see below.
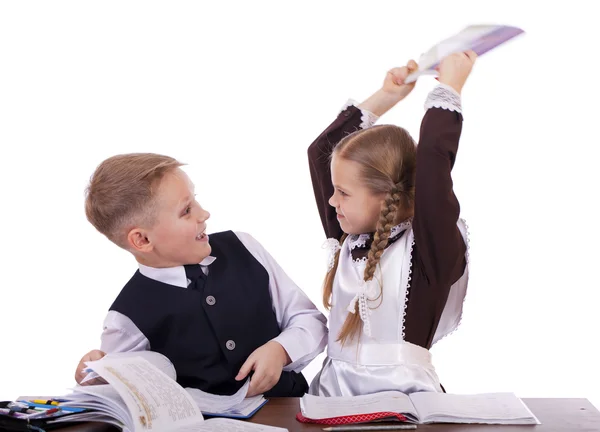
[347,233,370,250]
[347,219,413,251]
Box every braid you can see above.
[326,123,417,346]
[337,185,402,345]
[363,185,402,282]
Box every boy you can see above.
[74,153,327,397]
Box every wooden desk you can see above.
[6,398,599,432]
[250,398,600,431]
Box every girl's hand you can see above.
[437,50,477,94]
[358,60,418,117]
[382,59,419,102]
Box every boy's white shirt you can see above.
[100,231,328,372]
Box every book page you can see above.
[49,412,126,429]
[61,384,131,425]
[185,379,251,414]
[300,391,417,420]
[409,392,540,425]
[86,355,204,432]
[177,417,287,432]
[226,396,266,417]
[82,351,177,383]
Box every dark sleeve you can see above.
[307,105,366,240]
[413,107,467,289]
[403,107,468,348]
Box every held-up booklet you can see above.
[47,352,283,432]
[299,391,540,425]
[404,24,524,83]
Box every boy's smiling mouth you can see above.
[196,229,208,241]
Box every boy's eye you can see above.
[184,206,191,215]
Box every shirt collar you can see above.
[138,256,217,288]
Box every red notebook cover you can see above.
[296,411,408,425]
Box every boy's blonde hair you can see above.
[85,153,183,248]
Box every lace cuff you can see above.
[340,99,379,129]
[424,83,462,113]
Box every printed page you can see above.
[82,351,176,383]
[409,392,540,425]
[177,417,288,432]
[85,355,204,432]
[299,391,417,420]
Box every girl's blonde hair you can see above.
[324,125,417,344]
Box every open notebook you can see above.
[4,352,282,432]
[300,391,540,425]
[404,24,524,83]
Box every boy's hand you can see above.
[75,349,107,386]
[437,50,477,94]
[382,59,419,101]
[235,341,290,397]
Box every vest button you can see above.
[206,295,216,305]
[226,340,236,350]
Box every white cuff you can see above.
[272,328,327,372]
[340,99,379,129]
[424,84,462,113]
[272,332,304,371]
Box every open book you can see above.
[300,391,540,425]
[21,352,284,432]
[404,24,525,83]
[80,351,267,419]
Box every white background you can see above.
[1,0,598,410]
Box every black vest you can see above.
[110,230,308,396]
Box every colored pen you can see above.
[8,407,39,414]
[17,401,85,413]
[31,400,60,406]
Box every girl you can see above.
[308,52,476,396]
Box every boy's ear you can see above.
[127,228,153,253]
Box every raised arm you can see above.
[412,51,477,287]
[307,105,372,240]
[308,61,418,240]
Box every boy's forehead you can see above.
[177,168,196,189]
[157,170,194,203]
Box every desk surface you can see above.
[250,398,600,431]
[8,398,600,432]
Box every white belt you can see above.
[329,342,434,367]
